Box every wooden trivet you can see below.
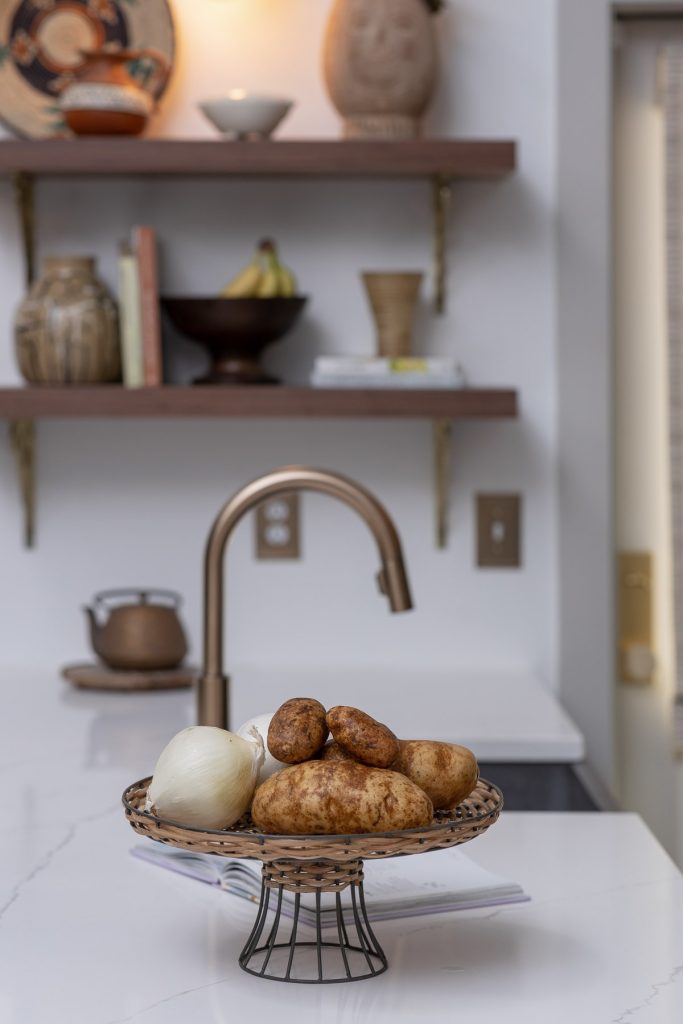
[61,663,196,692]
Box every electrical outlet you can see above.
[476,494,521,568]
[256,493,301,560]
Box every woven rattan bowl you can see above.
[123,776,503,984]
[122,776,503,862]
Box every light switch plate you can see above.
[476,494,521,568]
[256,494,301,560]
[618,551,655,685]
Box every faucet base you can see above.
[196,673,229,730]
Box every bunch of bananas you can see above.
[221,239,298,299]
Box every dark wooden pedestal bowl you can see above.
[162,296,308,385]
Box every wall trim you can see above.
[556,0,617,793]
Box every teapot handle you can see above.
[125,48,170,98]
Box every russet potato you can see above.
[251,760,434,835]
[267,697,329,764]
[392,740,479,810]
[326,705,399,768]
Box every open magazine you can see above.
[131,844,529,927]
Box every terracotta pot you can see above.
[363,272,423,357]
[323,0,439,139]
[14,257,121,385]
[59,49,168,136]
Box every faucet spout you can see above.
[197,466,413,729]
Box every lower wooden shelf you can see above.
[0,385,518,419]
[1,385,518,551]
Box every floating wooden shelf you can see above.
[0,139,519,550]
[0,138,516,179]
[0,386,518,420]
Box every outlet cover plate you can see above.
[476,494,521,568]
[256,493,301,560]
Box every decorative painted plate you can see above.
[0,0,175,138]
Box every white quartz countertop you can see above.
[231,667,585,763]
[0,669,679,1021]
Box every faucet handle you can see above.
[378,559,413,612]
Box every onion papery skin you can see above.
[237,712,288,785]
[145,726,263,829]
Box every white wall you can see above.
[0,3,559,700]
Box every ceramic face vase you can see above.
[323,0,439,139]
[14,256,121,384]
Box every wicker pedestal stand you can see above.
[123,777,503,984]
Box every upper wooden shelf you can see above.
[0,386,518,420]
[0,138,516,179]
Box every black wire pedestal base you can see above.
[238,858,388,984]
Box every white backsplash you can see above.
[0,0,558,685]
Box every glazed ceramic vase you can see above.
[323,0,439,139]
[363,272,423,357]
[59,49,168,136]
[15,256,121,385]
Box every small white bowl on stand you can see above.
[199,91,294,139]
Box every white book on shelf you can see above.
[313,356,463,376]
[311,373,465,390]
[117,242,144,389]
[311,356,467,390]
[131,844,529,928]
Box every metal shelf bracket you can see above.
[13,171,35,287]
[9,174,37,547]
[432,175,452,315]
[9,419,36,548]
[433,418,452,549]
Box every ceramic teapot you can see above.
[59,48,168,136]
[84,589,188,672]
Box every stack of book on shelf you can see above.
[311,356,467,390]
[118,226,163,388]
[131,844,529,927]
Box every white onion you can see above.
[237,712,288,784]
[145,726,264,829]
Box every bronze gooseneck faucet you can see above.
[197,466,413,729]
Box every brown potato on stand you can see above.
[326,705,399,768]
[267,697,328,764]
[251,760,434,835]
[392,740,479,810]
